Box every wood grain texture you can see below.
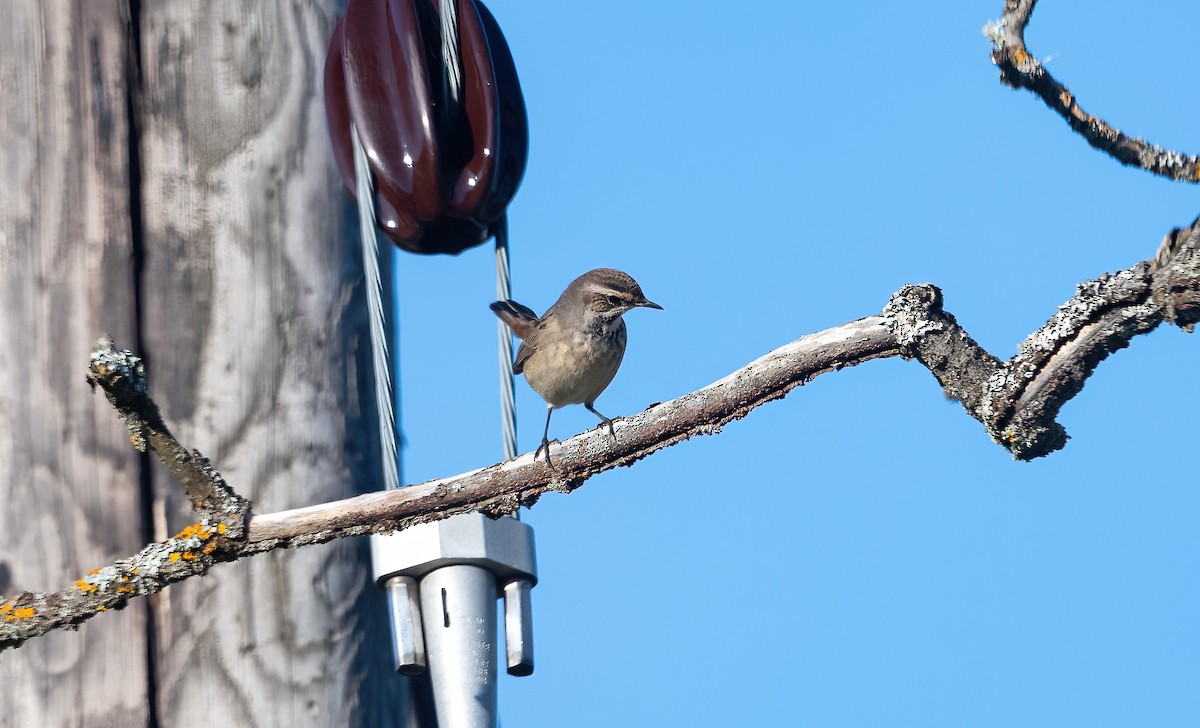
[135,2,410,725]
[0,2,151,726]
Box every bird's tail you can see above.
[489,300,539,339]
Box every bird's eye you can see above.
[605,295,622,306]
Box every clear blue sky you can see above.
[390,1,1200,725]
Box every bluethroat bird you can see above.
[491,268,662,464]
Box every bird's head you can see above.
[566,268,663,322]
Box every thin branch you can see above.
[2,217,1197,651]
[86,337,250,532]
[896,215,1199,457]
[987,0,1200,183]
[0,344,253,648]
[244,316,900,547]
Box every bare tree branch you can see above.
[86,337,251,532]
[898,216,1199,458]
[2,216,1196,651]
[987,0,1200,183]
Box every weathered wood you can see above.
[135,2,409,724]
[0,2,151,726]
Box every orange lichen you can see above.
[175,523,214,541]
[0,601,12,615]
[217,523,228,535]
[4,607,35,622]
[87,569,101,575]
[165,523,226,565]
[74,579,99,593]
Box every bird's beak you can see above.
[638,298,664,311]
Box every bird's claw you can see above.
[535,437,555,466]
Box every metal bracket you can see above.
[373,511,537,727]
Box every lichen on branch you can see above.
[987,0,1200,183]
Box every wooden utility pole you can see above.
[0,2,412,724]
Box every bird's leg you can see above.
[585,402,616,439]
[534,405,554,465]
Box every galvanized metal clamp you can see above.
[373,512,536,726]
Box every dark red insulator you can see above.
[324,0,529,255]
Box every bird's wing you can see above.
[512,322,542,374]
[490,299,544,375]
[513,307,561,375]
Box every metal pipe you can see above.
[419,565,499,728]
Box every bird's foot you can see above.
[534,437,555,466]
[601,417,615,440]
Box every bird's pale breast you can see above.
[522,320,626,407]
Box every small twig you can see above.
[987,0,1200,183]
[86,338,250,533]
[2,216,1196,651]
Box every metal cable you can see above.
[352,124,402,493]
[439,0,463,107]
[494,217,518,461]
